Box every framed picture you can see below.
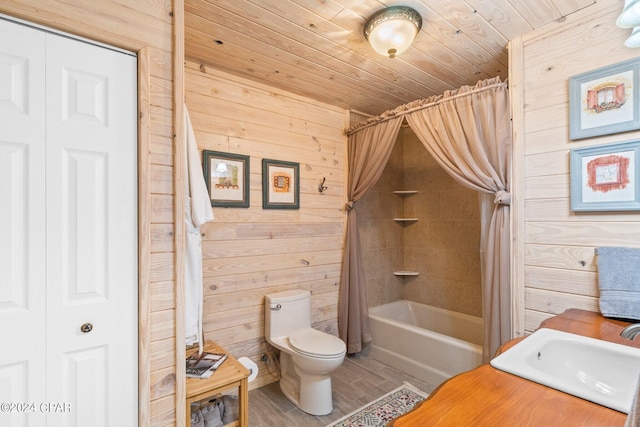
[570,140,640,211]
[202,150,250,208]
[262,159,300,209]
[569,58,640,140]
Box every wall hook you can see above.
[318,177,328,193]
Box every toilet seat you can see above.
[288,328,346,359]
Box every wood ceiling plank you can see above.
[552,0,597,17]
[408,28,504,80]
[324,0,388,20]
[415,0,509,67]
[401,1,509,76]
[508,0,562,28]
[465,0,534,40]
[287,0,347,21]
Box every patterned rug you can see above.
[326,382,428,427]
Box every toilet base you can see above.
[278,352,335,415]
[279,373,334,416]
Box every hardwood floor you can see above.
[247,352,437,426]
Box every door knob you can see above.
[80,323,93,333]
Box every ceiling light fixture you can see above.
[364,6,422,58]
[617,0,640,28]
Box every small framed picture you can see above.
[569,58,640,140]
[202,150,250,208]
[262,159,299,209]
[570,140,640,211]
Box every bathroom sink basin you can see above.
[490,328,640,413]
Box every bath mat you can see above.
[326,382,428,427]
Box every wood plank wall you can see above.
[511,0,640,335]
[0,2,179,425]
[184,60,347,389]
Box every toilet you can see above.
[264,289,346,415]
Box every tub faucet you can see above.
[620,324,640,340]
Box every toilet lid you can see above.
[288,328,346,358]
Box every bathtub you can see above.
[368,299,483,386]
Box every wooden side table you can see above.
[185,341,251,427]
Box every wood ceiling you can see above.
[185,0,598,116]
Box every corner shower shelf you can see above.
[394,271,420,276]
[393,191,418,222]
[392,190,419,276]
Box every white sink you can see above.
[490,328,640,413]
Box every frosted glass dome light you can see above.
[364,6,422,58]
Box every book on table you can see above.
[186,351,228,379]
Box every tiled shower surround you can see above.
[358,127,482,317]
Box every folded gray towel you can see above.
[596,247,640,321]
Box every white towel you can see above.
[184,105,214,351]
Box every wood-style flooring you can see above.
[247,352,437,426]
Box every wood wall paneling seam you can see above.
[174,0,187,426]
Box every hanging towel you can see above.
[596,246,640,321]
[184,105,215,352]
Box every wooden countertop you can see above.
[390,309,640,427]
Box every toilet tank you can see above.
[265,289,311,339]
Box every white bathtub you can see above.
[368,299,483,386]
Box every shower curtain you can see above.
[339,116,404,354]
[339,77,511,360]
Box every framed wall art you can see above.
[262,159,300,209]
[570,140,640,212]
[202,150,250,208]
[569,58,640,140]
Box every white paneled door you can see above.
[0,18,137,427]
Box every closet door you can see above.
[0,19,47,427]
[45,32,138,427]
[0,18,138,427]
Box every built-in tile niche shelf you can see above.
[394,270,420,276]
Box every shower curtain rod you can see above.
[346,77,507,136]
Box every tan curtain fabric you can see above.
[339,116,403,354]
[404,78,511,360]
